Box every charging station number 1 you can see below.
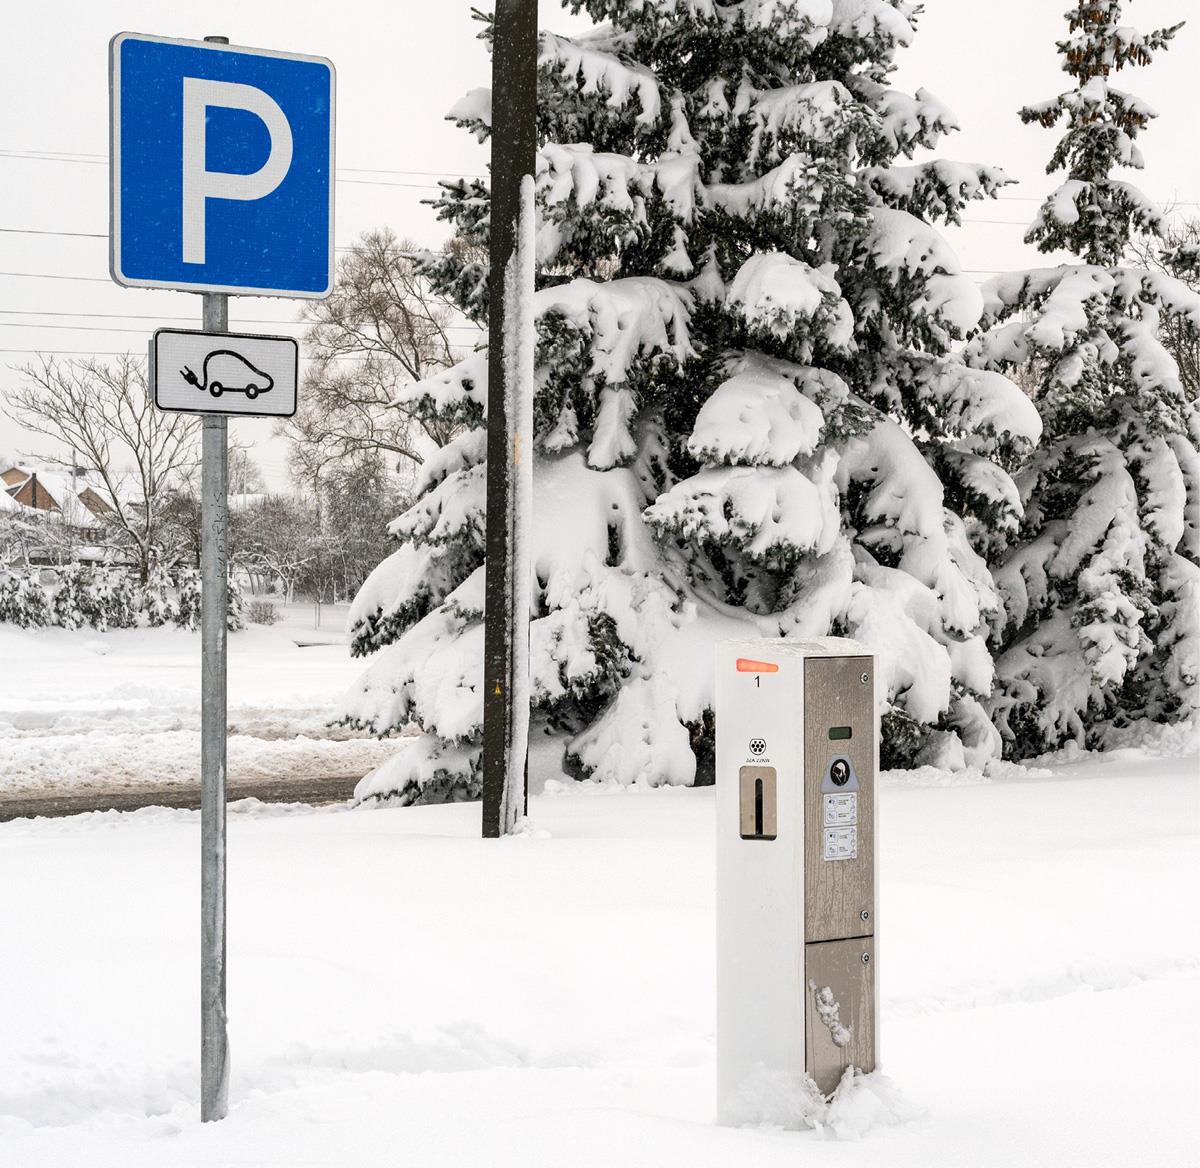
[737,658,778,690]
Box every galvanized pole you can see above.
[200,294,230,1122]
[482,0,538,838]
[199,34,230,1125]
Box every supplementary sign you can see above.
[151,328,298,417]
[110,32,335,297]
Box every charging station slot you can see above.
[739,766,777,840]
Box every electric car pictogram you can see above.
[181,350,275,401]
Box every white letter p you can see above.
[182,77,294,265]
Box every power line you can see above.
[0,226,441,255]
[0,317,480,335]
[4,148,1196,207]
[0,270,110,283]
[3,215,1193,261]
[0,227,105,239]
[993,193,1200,207]
[1,155,442,190]
[0,147,487,180]
[0,321,273,335]
[0,150,471,190]
[2,266,1012,299]
[2,222,1024,245]
[340,179,444,190]
[0,148,100,158]
[4,146,1198,205]
[0,348,141,355]
[0,308,302,323]
[0,347,478,360]
[3,263,1006,287]
[0,308,481,331]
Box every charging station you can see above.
[715,638,877,1124]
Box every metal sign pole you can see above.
[200,292,230,1123]
[112,27,334,1123]
[198,35,230,1127]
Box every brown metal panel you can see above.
[804,936,876,1096]
[803,656,874,943]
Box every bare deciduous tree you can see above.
[280,228,469,486]
[299,457,406,603]
[5,355,198,581]
[237,494,321,602]
[229,446,267,497]
[1126,210,1199,397]
[0,509,37,567]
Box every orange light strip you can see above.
[736,657,779,673]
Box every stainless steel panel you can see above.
[804,656,874,943]
[739,765,778,840]
[804,936,875,1096]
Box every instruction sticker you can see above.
[823,792,857,827]
[823,826,857,861]
[822,792,858,860]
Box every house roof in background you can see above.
[1,464,112,524]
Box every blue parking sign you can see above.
[110,33,335,298]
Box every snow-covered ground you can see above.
[1,738,1196,1166]
[0,621,396,794]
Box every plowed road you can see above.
[0,776,361,821]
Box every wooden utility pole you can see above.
[482,0,538,838]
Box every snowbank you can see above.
[0,746,1194,1165]
[0,625,396,793]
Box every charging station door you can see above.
[804,937,875,1096]
[803,655,875,944]
[803,653,876,1090]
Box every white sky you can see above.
[0,0,1196,489]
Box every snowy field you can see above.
[0,619,397,796]
[1,738,1196,1166]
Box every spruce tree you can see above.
[966,0,1198,756]
[52,563,94,630]
[174,567,202,632]
[140,557,177,627]
[94,569,138,630]
[345,1,1040,803]
[226,573,246,633]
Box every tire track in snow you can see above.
[885,955,1200,1018]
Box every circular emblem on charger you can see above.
[749,737,766,756]
[830,758,850,786]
